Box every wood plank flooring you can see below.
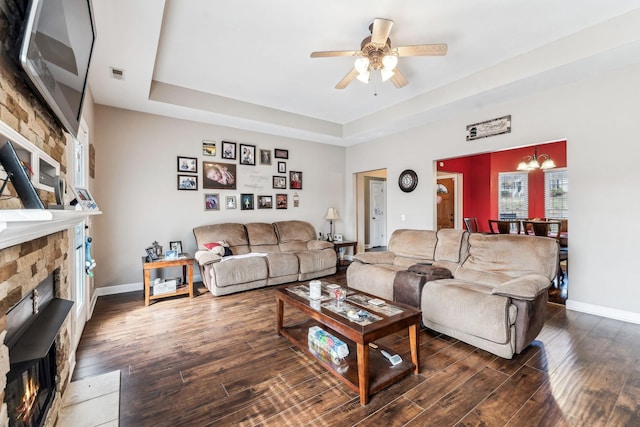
[72,271,640,426]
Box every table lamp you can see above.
[324,208,339,242]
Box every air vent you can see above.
[110,67,125,80]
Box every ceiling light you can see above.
[516,147,556,171]
[354,57,370,74]
[382,55,398,70]
[380,68,395,82]
[356,71,370,83]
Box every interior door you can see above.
[437,178,455,230]
[369,180,386,247]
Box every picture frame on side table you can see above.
[177,156,197,173]
[71,186,99,210]
[239,144,256,165]
[221,141,237,160]
[204,193,220,210]
[276,193,287,209]
[169,241,183,254]
[177,175,198,190]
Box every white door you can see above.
[370,180,386,247]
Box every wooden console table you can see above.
[142,254,194,306]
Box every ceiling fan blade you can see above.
[396,44,448,56]
[310,50,359,58]
[371,18,393,46]
[390,68,408,88]
[335,68,359,89]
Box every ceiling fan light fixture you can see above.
[356,71,370,83]
[382,54,398,70]
[354,57,370,74]
[380,68,395,82]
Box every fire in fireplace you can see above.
[4,272,73,427]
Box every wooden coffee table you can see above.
[275,283,421,405]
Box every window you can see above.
[498,172,529,219]
[545,168,568,219]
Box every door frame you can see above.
[435,172,463,230]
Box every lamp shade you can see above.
[324,208,339,220]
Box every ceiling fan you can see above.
[311,18,447,89]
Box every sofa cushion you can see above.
[265,252,299,277]
[435,229,468,263]
[246,222,281,253]
[274,220,316,242]
[388,229,437,260]
[193,223,250,255]
[210,256,268,287]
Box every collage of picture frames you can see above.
[176,140,302,211]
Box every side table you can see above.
[332,240,357,269]
[142,254,194,306]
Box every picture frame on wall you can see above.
[289,171,302,189]
[177,174,198,190]
[272,175,286,189]
[202,140,216,156]
[257,195,272,209]
[221,141,237,160]
[203,161,236,190]
[276,193,287,209]
[226,196,237,209]
[241,193,254,210]
[177,156,197,173]
[239,144,256,165]
[169,241,183,254]
[274,148,288,159]
[278,161,286,173]
[260,149,271,165]
[204,193,220,211]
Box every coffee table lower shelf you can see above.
[279,319,415,403]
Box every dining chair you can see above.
[522,220,567,286]
[463,217,480,233]
[488,219,521,234]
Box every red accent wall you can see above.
[438,141,566,231]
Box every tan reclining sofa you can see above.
[347,229,558,359]
[193,220,336,296]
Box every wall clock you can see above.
[398,169,418,192]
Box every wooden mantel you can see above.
[0,209,101,250]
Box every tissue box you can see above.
[152,279,177,295]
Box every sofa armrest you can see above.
[352,251,395,265]
[194,250,221,266]
[491,274,551,301]
[306,240,334,250]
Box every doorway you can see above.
[355,169,387,251]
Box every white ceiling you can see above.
[88,0,640,146]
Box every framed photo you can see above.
[203,161,236,189]
[177,156,197,173]
[277,161,286,173]
[334,234,343,242]
[204,193,220,211]
[239,144,256,165]
[260,149,271,165]
[289,171,302,189]
[169,241,183,254]
[177,175,198,190]
[257,195,272,209]
[221,141,236,160]
[276,193,287,209]
[274,148,288,159]
[202,140,216,156]
[225,196,237,209]
[164,250,178,260]
[272,175,286,189]
[145,246,158,261]
[71,186,99,210]
[241,193,254,210]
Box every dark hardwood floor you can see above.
[73,270,639,426]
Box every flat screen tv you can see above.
[0,141,45,209]
[18,0,95,138]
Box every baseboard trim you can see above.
[94,273,203,297]
[566,299,640,325]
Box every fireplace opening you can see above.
[4,271,73,427]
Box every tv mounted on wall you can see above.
[0,141,45,209]
[18,0,96,138]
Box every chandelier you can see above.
[516,146,556,171]
[354,54,398,84]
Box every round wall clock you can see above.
[398,169,418,192]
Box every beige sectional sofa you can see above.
[193,220,336,296]
[347,229,558,359]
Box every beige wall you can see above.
[91,106,346,288]
[345,62,640,320]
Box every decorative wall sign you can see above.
[466,115,511,141]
